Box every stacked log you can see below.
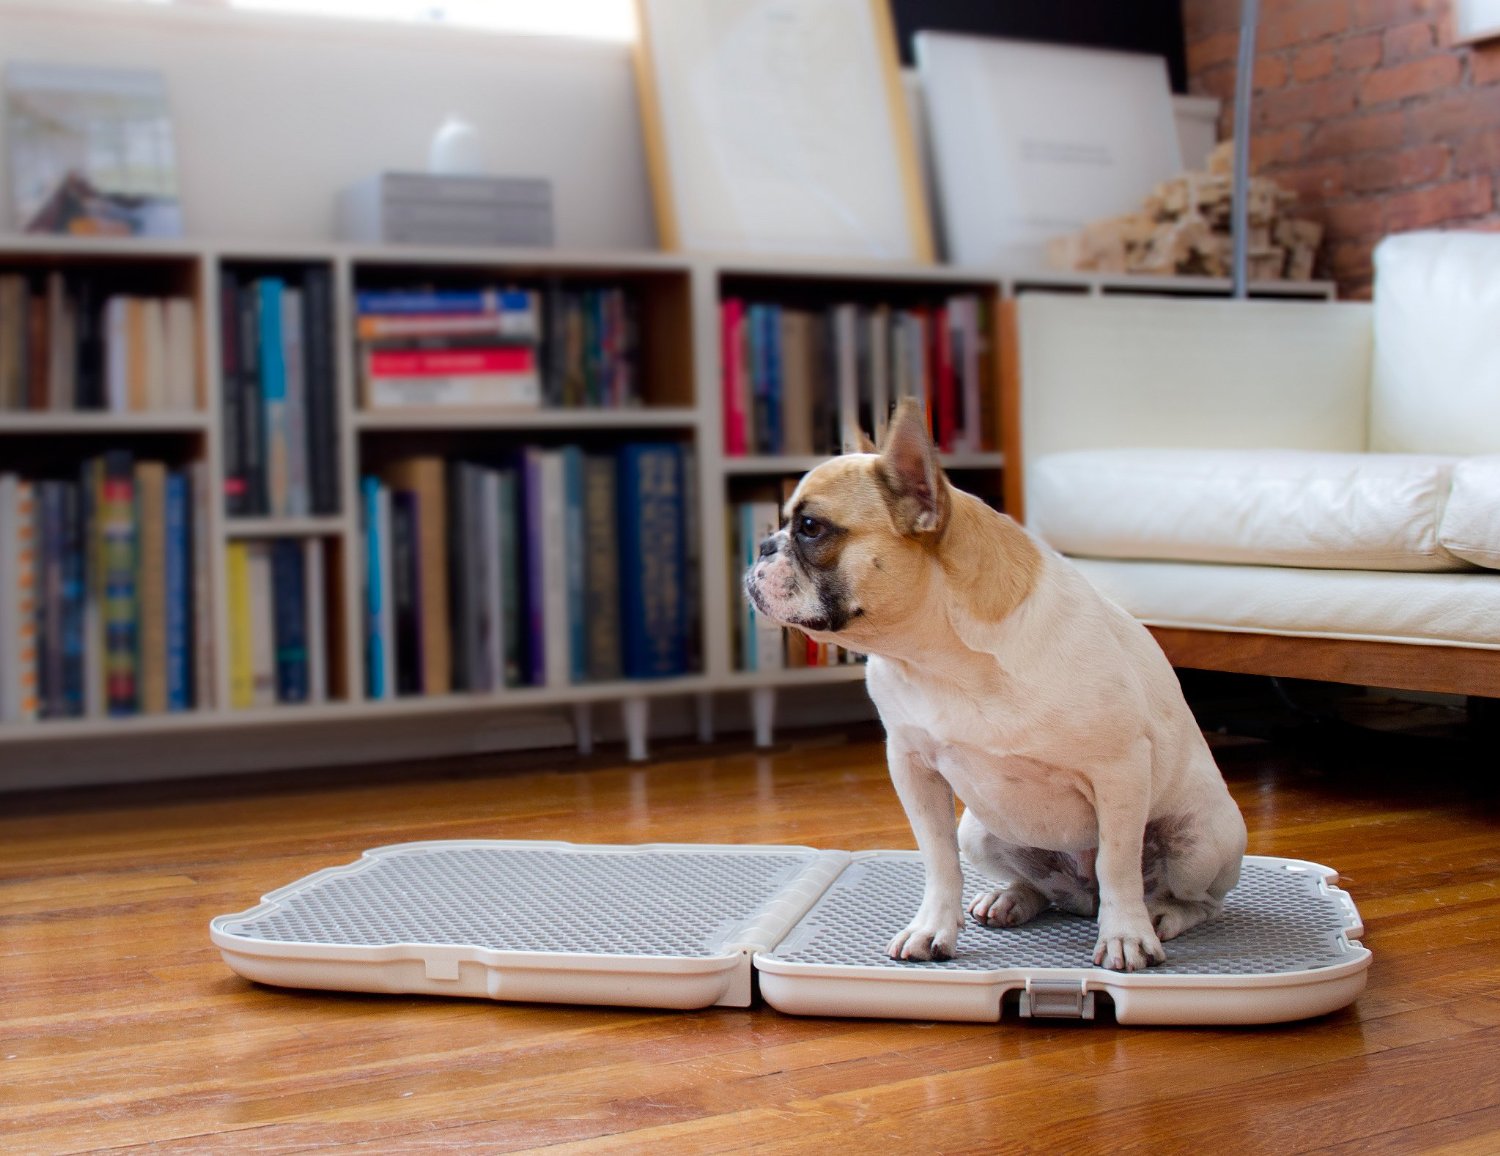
[1047,141,1323,281]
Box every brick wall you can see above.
[1184,0,1500,296]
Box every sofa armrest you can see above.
[1014,295,1373,520]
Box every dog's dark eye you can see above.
[796,515,824,541]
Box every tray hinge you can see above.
[1019,978,1096,1020]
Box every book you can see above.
[164,470,191,712]
[721,298,748,455]
[389,490,421,696]
[363,346,541,409]
[520,448,547,687]
[0,276,25,409]
[445,462,477,693]
[383,458,449,696]
[355,288,539,331]
[0,476,37,720]
[281,288,309,517]
[135,461,168,714]
[58,482,84,718]
[226,541,253,709]
[361,476,386,700]
[748,501,785,673]
[189,461,214,710]
[540,450,570,688]
[100,451,136,715]
[270,538,308,704]
[35,482,61,716]
[301,267,340,516]
[238,280,266,515]
[582,453,622,683]
[779,310,816,457]
[246,541,276,708]
[496,469,522,687]
[164,297,196,412]
[356,313,536,341]
[618,444,686,679]
[562,446,587,684]
[303,538,327,705]
[478,467,505,693]
[259,279,290,517]
[219,272,247,516]
[80,458,105,718]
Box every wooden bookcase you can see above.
[0,233,1333,784]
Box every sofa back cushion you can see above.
[1371,231,1500,455]
[1439,456,1500,570]
[1030,448,1474,572]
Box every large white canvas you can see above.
[916,33,1181,269]
[639,0,929,260]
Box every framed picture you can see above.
[5,63,183,237]
[634,0,934,262]
[916,32,1182,270]
[1454,0,1500,44]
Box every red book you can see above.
[367,347,535,378]
[721,299,746,455]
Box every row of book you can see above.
[354,283,641,410]
[0,455,212,722]
[220,269,340,518]
[361,442,696,698]
[732,489,864,673]
[0,272,197,412]
[226,538,331,708]
[721,295,994,457]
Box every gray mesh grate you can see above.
[766,856,1357,975]
[218,845,821,958]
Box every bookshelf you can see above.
[0,235,1334,784]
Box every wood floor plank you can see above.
[4,729,1499,1153]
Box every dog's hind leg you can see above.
[1142,811,1246,941]
[958,809,1098,927]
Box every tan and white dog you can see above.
[744,400,1247,971]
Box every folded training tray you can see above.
[210,841,1372,1026]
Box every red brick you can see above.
[1351,143,1451,190]
[1453,125,1500,175]
[1291,42,1336,81]
[1261,0,1352,52]
[1473,46,1500,86]
[1359,55,1462,105]
[1352,0,1438,29]
[1252,126,1311,166]
[1192,65,1238,106]
[1404,84,1500,143]
[1336,33,1384,70]
[1382,21,1437,61]
[1309,108,1407,155]
[1326,238,1376,281]
[1183,0,1242,43]
[1270,160,1350,201]
[1321,197,1387,236]
[1383,174,1494,231]
[1257,55,1291,90]
[1188,30,1243,72]
[1256,75,1360,127]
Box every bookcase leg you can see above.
[751,687,776,749]
[622,696,650,762]
[573,703,594,756]
[695,693,715,744]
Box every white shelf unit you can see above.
[0,235,1335,777]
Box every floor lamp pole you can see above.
[1231,0,1261,299]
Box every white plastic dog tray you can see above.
[211,842,1371,1025]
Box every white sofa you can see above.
[1012,231,1500,698]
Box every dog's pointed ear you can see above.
[877,398,946,536]
[843,425,878,455]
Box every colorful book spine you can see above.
[36,482,63,717]
[582,453,622,683]
[220,272,248,516]
[478,467,505,693]
[270,538,308,704]
[227,541,254,709]
[363,347,541,410]
[136,461,168,715]
[355,288,538,329]
[362,476,388,700]
[189,461,214,710]
[521,448,547,687]
[80,458,105,718]
[540,450,570,688]
[0,476,36,720]
[303,538,327,705]
[100,452,137,716]
[721,299,747,455]
[562,446,587,684]
[619,444,686,679]
[59,482,85,718]
[246,541,276,707]
[259,279,289,517]
[164,471,191,712]
[497,469,522,687]
[281,287,310,517]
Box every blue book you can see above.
[270,538,308,704]
[764,304,783,456]
[58,484,85,718]
[164,472,192,712]
[740,504,756,673]
[362,476,386,699]
[562,446,588,683]
[258,279,288,516]
[618,444,687,679]
[354,288,534,316]
[520,447,547,687]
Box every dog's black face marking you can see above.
[780,502,860,634]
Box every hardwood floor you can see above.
[4,717,1499,1154]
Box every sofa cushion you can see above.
[1439,456,1500,570]
[1071,558,1500,650]
[1371,231,1500,456]
[1029,448,1472,572]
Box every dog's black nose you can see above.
[758,536,778,559]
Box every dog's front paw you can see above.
[1092,914,1167,972]
[887,906,964,962]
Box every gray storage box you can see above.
[338,172,553,247]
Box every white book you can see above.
[164,297,197,412]
[143,298,167,412]
[540,451,570,688]
[246,542,277,708]
[303,537,327,705]
[833,304,859,451]
[376,485,396,700]
[365,373,541,410]
[749,501,784,672]
[104,297,129,412]
[479,468,505,693]
[281,289,310,516]
[190,460,213,710]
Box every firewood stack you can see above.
[1047,141,1323,281]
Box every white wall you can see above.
[0,0,658,248]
